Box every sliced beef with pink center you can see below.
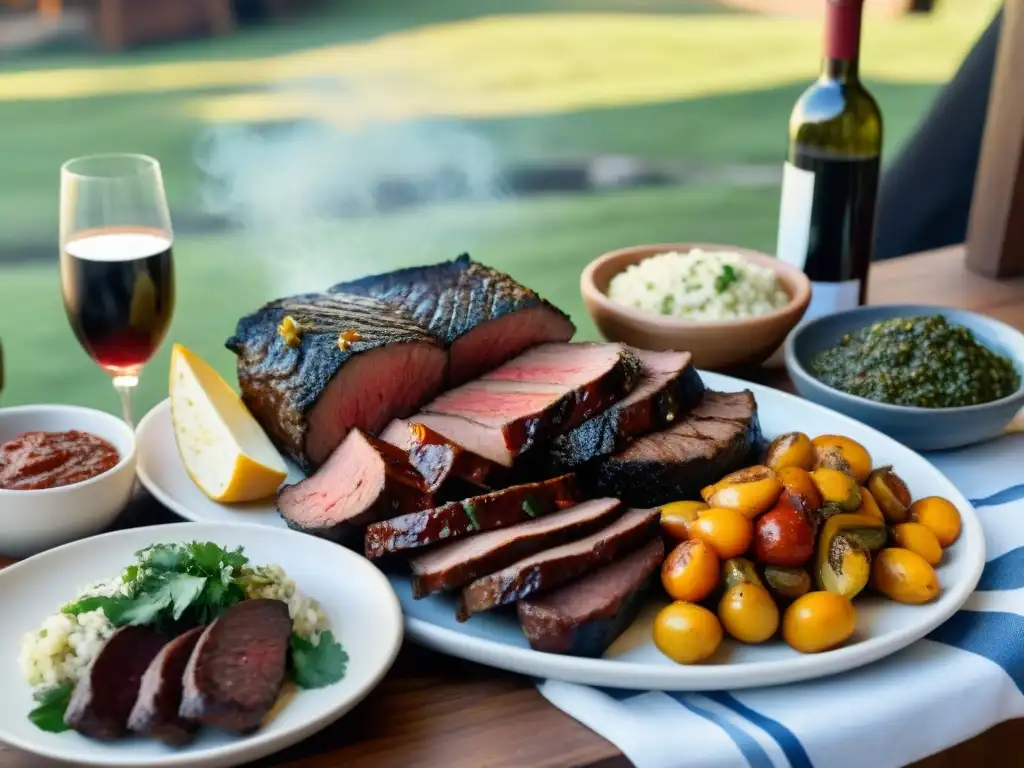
[381,419,506,493]
[330,253,575,385]
[279,428,433,544]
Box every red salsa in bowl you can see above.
[0,431,120,491]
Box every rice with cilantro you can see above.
[19,543,329,689]
[607,249,790,321]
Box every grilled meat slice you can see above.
[128,625,205,746]
[64,627,168,740]
[517,536,664,657]
[330,253,575,385]
[226,292,448,470]
[381,420,506,493]
[179,599,292,734]
[457,507,660,620]
[583,390,761,507]
[409,498,623,598]
[545,349,705,472]
[411,343,643,466]
[363,474,582,559]
[278,428,433,544]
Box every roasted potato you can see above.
[867,467,912,524]
[701,466,783,520]
[810,467,862,511]
[653,602,723,664]
[909,496,962,547]
[659,500,709,541]
[718,583,779,644]
[872,548,940,604]
[662,540,720,602]
[782,591,857,653]
[688,507,753,560]
[815,513,886,600]
[812,435,873,484]
[763,565,812,601]
[765,432,815,472]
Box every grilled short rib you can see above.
[457,507,660,620]
[517,536,665,657]
[64,626,168,740]
[364,474,582,559]
[128,625,205,745]
[381,420,506,492]
[410,343,643,466]
[330,253,575,385]
[583,390,761,507]
[180,599,292,734]
[409,498,623,598]
[226,292,448,470]
[544,349,705,472]
[278,428,433,544]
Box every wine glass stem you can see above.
[113,374,138,428]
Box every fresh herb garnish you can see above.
[28,683,73,733]
[715,264,740,294]
[463,501,480,531]
[290,631,348,689]
[522,496,540,518]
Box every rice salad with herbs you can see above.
[19,542,333,692]
[607,249,790,321]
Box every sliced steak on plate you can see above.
[64,626,168,740]
[457,507,660,620]
[409,498,623,598]
[544,349,705,472]
[278,428,433,544]
[180,599,292,734]
[381,420,506,492]
[517,536,664,657]
[412,343,643,466]
[364,474,582,559]
[582,390,761,508]
[128,625,205,745]
[226,292,448,470]
[329,253,575,385]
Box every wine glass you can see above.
[59,154,176,427]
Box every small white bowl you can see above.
[0,405,137,558]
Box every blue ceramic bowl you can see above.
[785,305,1024,451]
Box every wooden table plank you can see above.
[2,244,1023,768]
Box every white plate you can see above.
[135,372,986,691]
[0,522,403,767]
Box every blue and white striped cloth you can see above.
[537,432,1024,768]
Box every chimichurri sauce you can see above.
[812,315,1020,408]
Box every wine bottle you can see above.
[776,0,882,321]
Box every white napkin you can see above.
[537,433,1024,768]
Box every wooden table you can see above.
[2,244,1023,768]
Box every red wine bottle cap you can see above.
[825,0,864,62]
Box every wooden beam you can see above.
[966,1,1024,278]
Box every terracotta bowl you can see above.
[581,243,812,370]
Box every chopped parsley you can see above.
[522,496,540,518]
[715,264,740,294]
[28,683,73,733]
[463,501,480,531]
[290,631,348,689]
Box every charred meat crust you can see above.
[128,625,205,745]
[363,474,582,559]
[226,292,447,470]
[545,350,706,472]
[516,536,665,657]
[457,507,660,620]
[328,253,574,347]
[409,498,623,598]
[382,420,506,493]
[179,599,292,734]
[582,390,762,508]
[64,626,169,740]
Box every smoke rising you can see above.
[195,116,507,296]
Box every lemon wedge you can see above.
[170,343,288,503]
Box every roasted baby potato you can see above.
[812,435,873,484]
[653,602,724,664]
[892,522,943,567]
[815,513,887,600]
[754,506,815,568]
[689,507,753,560]
[810,467,862,511]
[872,548,940,604]
[765,432,815,472]
[909,496,962,547]
[722,557,763,589]
[854,486,884,521]
[782,591,856,654]
[718,583,779,644]
[659,500,709,541]
[662,540,720,602]
[867,466,912,524]
[701,466,783,520]
[777,466,823,516]
[763,565,812,601]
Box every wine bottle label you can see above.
[776,162,815,270]
[805,279,861,322]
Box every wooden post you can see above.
[965,0,1024,278]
